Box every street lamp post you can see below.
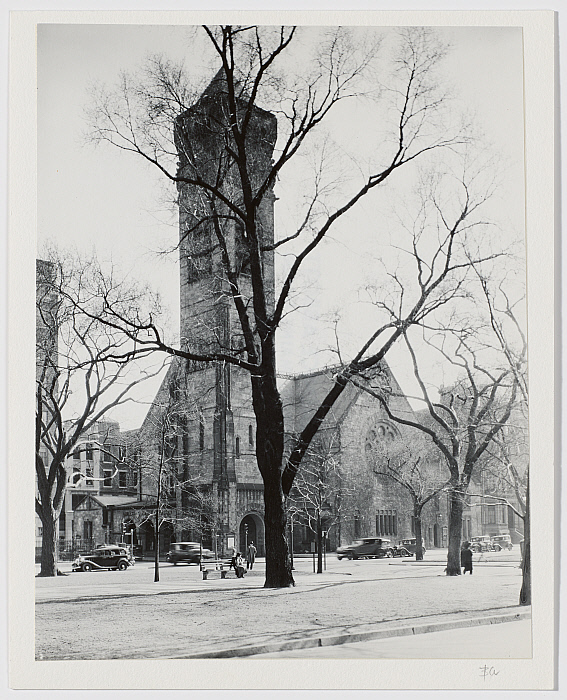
[289,515,295,570]
[322,530,327,571]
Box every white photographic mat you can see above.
[8,9,555,693]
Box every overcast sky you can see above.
[37,23,525,430]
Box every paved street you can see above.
[35,547,530,660]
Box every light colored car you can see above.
[336,538,391,560]
[72,546,132,572]
[470,535,492,553]
[490,534,513,551]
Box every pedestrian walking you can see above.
[246,541,257,570]
[461,541,473,575]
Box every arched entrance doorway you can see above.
[239,513,265,557]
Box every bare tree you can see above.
[367,436,450,561]
[353,327,520,575]
[85,25,488,587]
[287,434,348,573]
[472,268,530,604]
[131,376,223,582]
[35,253,162,577]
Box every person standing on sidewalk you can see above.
[246,542,257,570]
[461,541,473,575]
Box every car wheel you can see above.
[494,544,502,552]
[82,563,93,572]
[347,552,354,560]
[173,562,177,566]
[386,549,393,558]
[118,561,129,571]
[337,556,343,561]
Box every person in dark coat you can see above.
[461,541,473,574]
[246,542,257,570]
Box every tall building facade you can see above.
[137,71,278,556]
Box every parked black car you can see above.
[166,542,215,565]
[72,546,132,572]
[398,538,426,556]
[336,538,391,560]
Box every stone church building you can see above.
[128,70,454,559]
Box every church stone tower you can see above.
[172,70,277,555]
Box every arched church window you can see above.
[248,424,254,448]
[364,420,398,466]
[235,437,240,459]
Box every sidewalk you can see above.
[252,618,532,659]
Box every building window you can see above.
[130,469,138,487]
[85,443,93,461]
[354,512,361,537]
[235,437,241,458]
[83,520,93,541]
[485,506,496,524]
[118,446,126,461]
[248,425,254,448]
[85,467,93,486]
[103,470,113,487]
[376,509,397,536]
[119,471,127,488]
[73,449,80,461]
[102,445,112,463]
[102,508,109,526]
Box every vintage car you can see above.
[166,542,215,565]
[398,538,426,555]
[470,535,492,553]
[72,546,132,572]
[336,538,391,560]
[490,534,513,551]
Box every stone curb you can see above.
[177,608,531,659]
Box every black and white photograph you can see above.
[7,9,556,694]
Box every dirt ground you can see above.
[36,561,524,660]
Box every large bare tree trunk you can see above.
[414,505,424,562]
[251,342,295,588]
[263,478,294,587]
[38,508,58,577]
[519,479,531,605]
[446,488,464,575]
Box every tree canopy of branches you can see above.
[85,25,499,587]
[35,252,162,577]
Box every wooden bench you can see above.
[201,562,238,580]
